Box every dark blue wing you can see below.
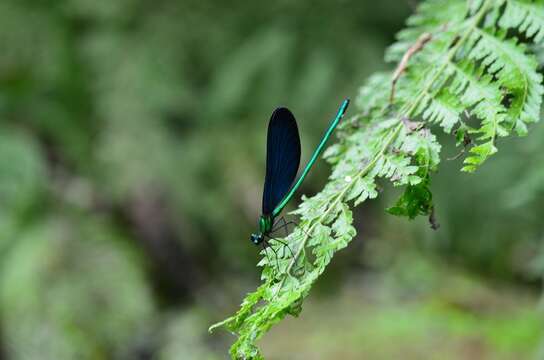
[262,107,301,215]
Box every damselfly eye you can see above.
[250,233,263,245]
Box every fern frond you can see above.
[421,89,463,132]
[210,1,544,358]
[500,0,544,43]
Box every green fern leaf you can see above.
[500,0,544,43]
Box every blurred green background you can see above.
[0,1,543,359]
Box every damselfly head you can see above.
[250,233,264,245]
